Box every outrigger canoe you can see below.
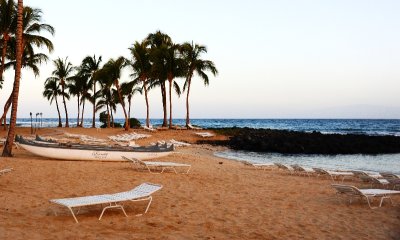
[15,135,174,161]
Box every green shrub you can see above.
[127,118,141,128]
[99,111,108,128]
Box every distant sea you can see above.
[15,118,400,136]
[15,118,400,173]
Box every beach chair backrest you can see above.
[291,165,304,172]
[274,163,285,169]
[359,175,375,183]
[380,172,399,181]
[331,184,362,196]
[312,168,327,175]
[122,156,147,167]
[351,170,369,178]
[133,158,148,167]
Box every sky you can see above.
[1,0,400,119]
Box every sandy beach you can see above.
[0,127,399,239]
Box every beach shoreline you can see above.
[0,127,399,239]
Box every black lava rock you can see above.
[200,128,400,155]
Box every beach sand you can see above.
[0,127,399,239]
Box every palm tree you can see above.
[0,38,50,129]
[79,74,91,127]
[67,74,82,127]
[121,80,142,120]
[19,7,54,57]
[96,71,114,128]
[0,0,16,82]
[81,55,102,128]
[128,41,151,127]
[48,57,74,127]
[160,43,184,128]
[100,57,129,130]
[181,42,218,127]
[96,86,116,128]
[146,31,172,127]
[2,0,22,157]
[0,5,54,129]
[67,67,91,127]
[43,78,62,127]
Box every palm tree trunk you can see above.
[106,104,110,128]
[168,78,173,128]
[80,100,85,127]
[0,36,9,82]
[143,80,150,127]
[185,77,192,127]
[128,97,131,120]
[55,96,62,127]
[76,94,80,127]
[161,82,167,127]
[114,79,129,130]
[0,92,12,130]
[111,110,114,128]
[2,0,23,157]
[61,80,69,127]
[92,80,96,128]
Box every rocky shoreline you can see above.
[199,128,400,154]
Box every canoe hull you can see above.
[16,142,172,161]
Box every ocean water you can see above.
[15,118,400,136]
[15,118,400,172]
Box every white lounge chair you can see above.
[50,182,162,223]
[122,156,191,174]
[359,175,390,188]
[380,172,400,190]
[0,167,12,175]
[108,133,151,142]
[243,161,273,170]
[351,170,381,179]
[331,184,400,209]
[312,167,354,182]
[187,124,202,130]
[143,125,157,132]
[274,163,295,175]
[291,164,315,177]
[194,132,215,138]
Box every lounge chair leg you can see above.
[68,207,79,223]
[379,196,392,207]
[185,166,191,174]
[99,204,127,220]
[120,205,128,217]
[144,196,153,214]
[365,196,377,209]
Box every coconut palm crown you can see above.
[47,57,74,127]
[43,77,64,127]
[81,55,102,128]
[181,42,218,127]
[0,0,16,84]
[97,57,129,130]
[128,40,152,127]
